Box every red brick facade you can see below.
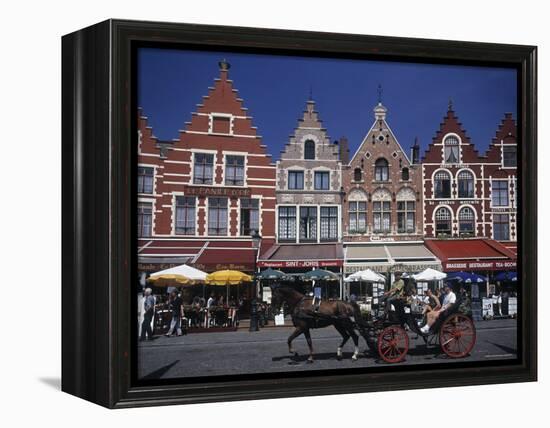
[422,106,517,242]
[137,61,276,273]
[342,102,423,242]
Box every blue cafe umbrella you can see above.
[447,271,487,283]
[256,268,287,280]
[495,271,518,282]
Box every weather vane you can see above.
[377,84,383,103]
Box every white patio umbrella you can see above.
[147,264,207,286]
[344,269,386,283]
[412,267,447,282]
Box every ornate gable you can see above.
[422,104,481,164]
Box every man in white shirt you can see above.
[420,284,456,334]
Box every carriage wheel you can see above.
[377,326,409,363]
[439,314,476,358]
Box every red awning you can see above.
[258,243,344,268]
[138,239,260,273]
[424,239,517,272]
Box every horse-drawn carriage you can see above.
[270,284,476,364]
[360,288,477,363]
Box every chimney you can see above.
[337,137,350,164]
[411,137,420,164]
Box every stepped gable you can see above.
[422,106,482,163]
[485,113,517,163]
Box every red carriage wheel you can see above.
[377,325,409,363]
[439,313,477,358]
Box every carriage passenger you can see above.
[420,284,456,333]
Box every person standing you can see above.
[165,290,183,337]
[140,288,155,341]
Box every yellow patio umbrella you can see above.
[206,270,253,302]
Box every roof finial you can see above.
[218,58,231,71]
[377,84,383,104]
[448,97,453,111]
[308,85,313,101]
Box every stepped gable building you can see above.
[341,98,439,281]
[483,113,518,249]
[422,103,486,238]
[137,60,276,281]
[258,98,345,296]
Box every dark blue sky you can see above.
[138,48,517,159]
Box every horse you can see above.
[270,286,365,363]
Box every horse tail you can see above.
[350,301,367,328]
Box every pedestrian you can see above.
[165,290,183,337]
[140,288,155,341]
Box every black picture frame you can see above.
[62,19,537,408]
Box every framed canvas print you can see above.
[62,19,537,408]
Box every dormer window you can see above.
[304,139,316,160]
[444,135,460,163]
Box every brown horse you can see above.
[270,286,363,363]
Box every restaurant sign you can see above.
[344,262,442,274]
[193,263,253,272]
[258,260,343,268]
[444,260,517,271]
[183,185,251,198]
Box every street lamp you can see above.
[249,229,262,332]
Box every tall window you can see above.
[138,166,154,194]
[353,168,363,182]
[304,139,315,160]
[278,206,296,241]
[401,167,410,181]
[208,197,228,236]
[193,153,214,184]
[397,201,415,233]
[299,206,317,242]
[314,171,330,190]
[492,180,509,206]
[240,198,259,235]
[458,207,475,236]
[503,146,517,167]
[457,170,474,198]
[320,206,338,241]
[374,158,389,181]
[288,170,304,190]
[373,201,391,233]
[444,135,459,163]
[349,201,367,233]
[435,207,452,236]
[225,155,245,186]
[175,196,195,235]
[493,214,510,240]
[138,202,152,237]
[434,170,451,198]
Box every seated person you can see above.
[420,284,456,333]
[383,272,405,313]
[418,289,441,327]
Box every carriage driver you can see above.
[384,271,406,313]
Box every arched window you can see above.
[304,139,315,160]
[458,207,475,236]
[457,170,474,198]
[374,158,389,181]
[444,135,460,163]
[353,167,363,182]
[434,170,451,198]
[372,189,392,233]
[435,207,452,236]
[401,167,410,181]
